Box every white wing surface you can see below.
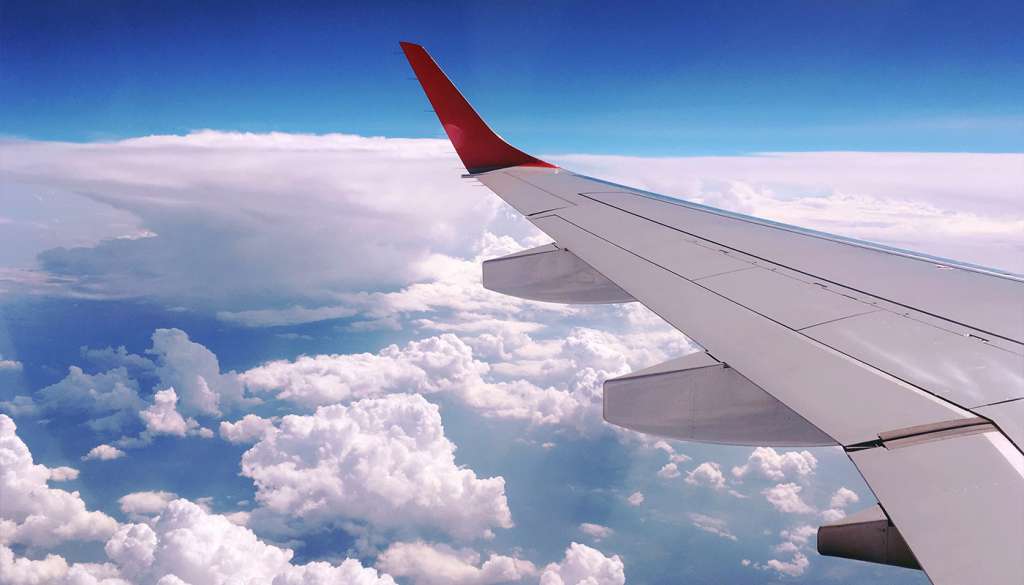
[401,42,1024,585]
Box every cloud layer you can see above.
[0,415,118,549]
[106,499,396,585]
[4,133,1020,315]
[0,132,505,306]
[240,393,513,540]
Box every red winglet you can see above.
[400,42,556,174]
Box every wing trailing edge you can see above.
[603,352,836,447]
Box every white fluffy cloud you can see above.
[118,491,177,520]
[376,541,535,585]
[47,466,80,482]
[241,334,486,407]
[219,414,276,444]
[688,513,737,541]
[0,545,70,585]
[684,462,727,490]
[764,550,810,577]
[626,492,644,507]
[139,389,194,437]
[750,525,818,577]
[0,544,129,585]
[731,447,818,482]
[0,415,118,548]
[106,498,395,585]
[656,463,681,479]
[13,329,249,436]
[652,440,690,463]
[821,486,861,522]
[148,328,250,417]
[240,330,650,434]
[538,543,625,585]
[83,444,126,461]
[829,486,860,509]
[240,394,512,540]
[578,523,614,541]
[762,483,816,515]
[780,525,818,547]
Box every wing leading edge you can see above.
[400,42,1024,585]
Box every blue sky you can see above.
[1,3,1021,585]
[3,0,1023,153]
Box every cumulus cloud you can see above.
[764,551,810,577]
[33,366,144,432]
[821,486,860,522]
[652,440,690,463]
[240,394,512,540]
[748,525,819,577]
[829,486,860,509]
[241,334,487,407]
[118,491,177,520]
[762,483,816,515]
[656,463,681,479]
[376,541,536,585]
[688,513,738,541]
[538,543,625,585]
[148,328,250,417]
[16,328,249,434]
[83,444,126,461]
[0,545,70,584]
[685,462,727,490]
[0,415,119,548]
[106,498,395,585]
[626,492,644,507]
[139,389,195,437]
[47,466,80,482]
[219,414,276,444]
[0,544,128,585]
[731,447,817,482]
[578,523,614,541]
[780,525,818,547]
[240,330,646,434]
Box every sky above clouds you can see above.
[2,1,1023,152]
[2,2,1022,585]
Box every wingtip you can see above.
[400,42,555,174]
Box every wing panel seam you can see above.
[548,212,984,423]
[579,192,1022,346]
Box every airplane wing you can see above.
[400,42,1024,585]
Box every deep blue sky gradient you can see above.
[3,0,1022,153]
